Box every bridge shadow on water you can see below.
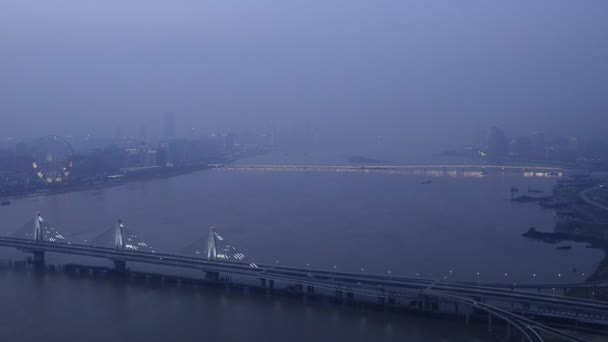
[0,260,498,342]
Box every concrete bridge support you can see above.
[32,251,45,267]
[421,295,430,311]
[113,220,127,272]
[306,285,315,295]
[31,212,46,268]
[488,312,492,333]
[205,271,220,281]
[257,278,274,293]
[113,260,127,272]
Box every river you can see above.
[0,150,603,341]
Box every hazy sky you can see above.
[1,1,607,144]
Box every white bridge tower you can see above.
[115,220,125,250]
[33,212,44,241]
[207,226,217,261]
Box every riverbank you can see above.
[0,163,213,202]
[520,174,608,287]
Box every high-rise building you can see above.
[139,124,148,143]
[472,125,486,150]
[114,126,123,143]
[488,126,508,158]
[144,149,157,167]
[531,131,546,159]
[163,112,176,140]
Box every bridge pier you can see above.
[260,278,267,288]
[113,260,127,272]
[32,251,45,268]
[306,285,315,295]
[488,312,492,333]
[205,271,220,281]
[420,295,438,312]
[421,295,430,311]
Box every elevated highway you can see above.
[1,212,605,341]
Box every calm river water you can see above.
[0,151,602,341]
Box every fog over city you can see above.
[2,1,608,150]
[4,2,608,342]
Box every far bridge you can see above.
[209,163,564,177]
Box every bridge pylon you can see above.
[112,220,127,272]
[207,226,217,261]
[30,212,46,267]
[33,212,44,242]
[114,220,125,250]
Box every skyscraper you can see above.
[139,124,148,143]
[488,126,508,158]
[163,112,176,140]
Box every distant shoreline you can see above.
[0,164,213,202]
[1,161,566,203]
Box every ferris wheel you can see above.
[32,135,74,183]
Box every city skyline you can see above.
[1,1,608,143]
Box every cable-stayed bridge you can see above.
[1,213,606,342]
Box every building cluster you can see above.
[0,113,274,197]
[123,147,158,169]
[468,126,606,167]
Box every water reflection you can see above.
[0,267,491,342]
